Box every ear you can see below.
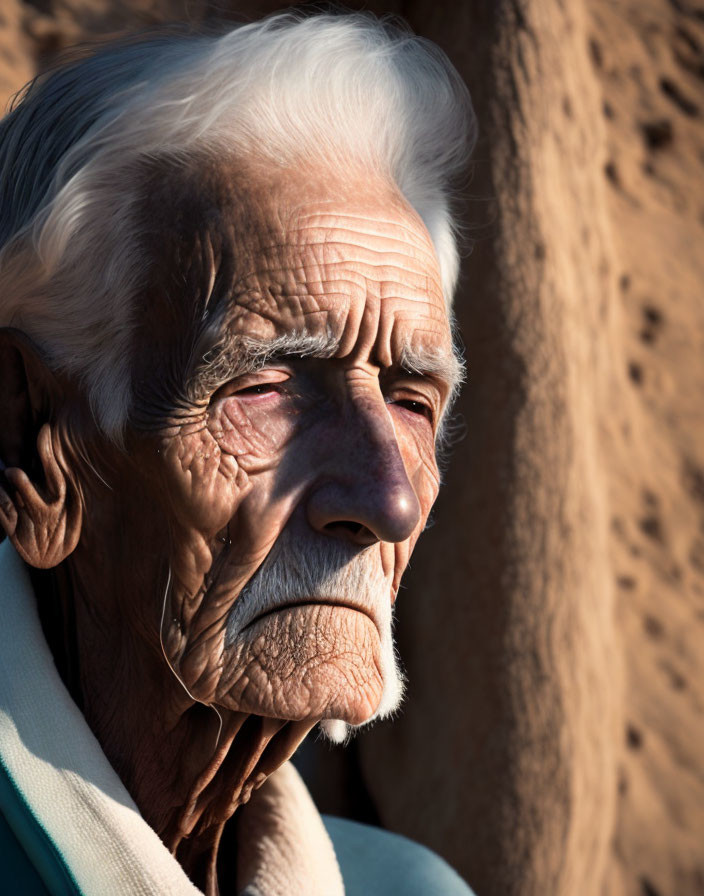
[0,328,83,568]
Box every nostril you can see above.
[324,520,361,535]
[323,520,377,545]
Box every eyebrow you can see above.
[397,343,465,403]
[194,330,340,397]
[194,329,465,405]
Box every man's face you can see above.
[127,162,457,729]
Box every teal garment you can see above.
[0,759,81,896]
[323,815,476,896]
[1,745,475,896]
[0,809,53,896]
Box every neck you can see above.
[32,545,313,896]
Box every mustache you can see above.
[226,532,390,639]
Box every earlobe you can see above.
[0,423,82,568]
[0,328,83,567]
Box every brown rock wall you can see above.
[360,2,622,893]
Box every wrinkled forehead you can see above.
[144,154,442,288]
[134,156,450,386]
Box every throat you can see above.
[158,711,314,894]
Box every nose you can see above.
[306,402,422,546]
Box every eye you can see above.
[391,397,434,422]
[234,383,281,396]
[210,374,289,403]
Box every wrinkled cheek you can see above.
[396,428,441,519]
[415,459,441,518]
[210,399,298,466]
[154,439,241,537]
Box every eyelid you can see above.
[212,369,291,401]
[385,389,436,424]
[385,372,440,402]
[235,368,291,385]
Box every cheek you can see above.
[155,397,305,542]
[387,426,440,597]
[209,396,299,468]
[204,398,311,540]
[394,421,441,517]
[156,424,248,536]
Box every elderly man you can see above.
[0,12,475,895]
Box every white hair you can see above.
[0,13,475,438]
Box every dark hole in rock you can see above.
[589,37,603,68]
[639,515,663,542]
[640,875,662,896]
[617,575,637,590]
[662,663,686,690]
[640,305,664,343]
[626,724,643,749]
[605,160,620,185]
[659,76,699,116]
[640,118,673,149]
[643,615,664,638]
[628,361,643,384]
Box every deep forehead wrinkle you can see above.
[290,212,441,267]
[147,159,455,399]
[230,231,441,284]
[198,169,443,289]
[145,157,445,316]
[229,263,443,313]
[223,211,444,309]
[271,200,441,280]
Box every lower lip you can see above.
[241,600,372,632]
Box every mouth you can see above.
[240,599,375,633]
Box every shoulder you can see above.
[322,815,476,896]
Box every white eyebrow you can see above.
[398,343,465,402]
[195,329,465,408]
[195,329,341,396]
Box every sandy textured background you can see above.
[1,2,702,894]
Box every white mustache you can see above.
[225,531,405,742]
[227,533,390,636]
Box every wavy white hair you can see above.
[0,13,475,438]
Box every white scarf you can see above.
[0,539,344,895]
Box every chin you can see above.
[218,602,404,726]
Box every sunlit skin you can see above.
[0,158,457,894]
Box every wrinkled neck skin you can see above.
[35,443,315,895]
